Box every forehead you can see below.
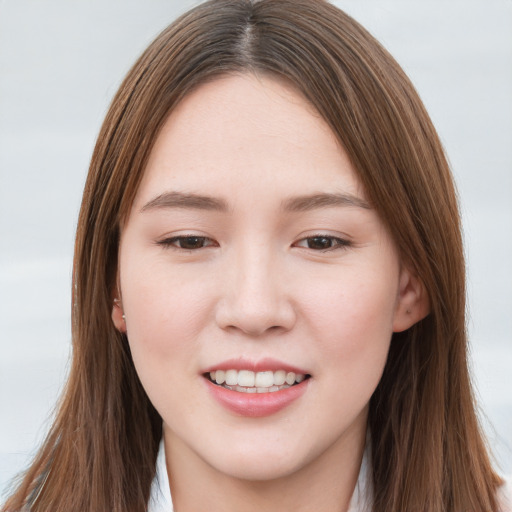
[133,73,364,210]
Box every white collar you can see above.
[148,437,372,512]
[148,438,174,512]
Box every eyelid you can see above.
[155,234,218,250]
[153,232,351,252]
[293,233,352,252]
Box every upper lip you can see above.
[202,357,309,375]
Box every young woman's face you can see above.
[115,74,419,481]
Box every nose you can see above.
[215,246,296,337]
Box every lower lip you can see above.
[204,378,309,417]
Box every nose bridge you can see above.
[216,238,295,335]
[236,242,276,307]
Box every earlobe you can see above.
[112,297,127,333]
[392,267,430,332]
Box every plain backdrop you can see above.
[1,0,511,498]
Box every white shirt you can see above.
[147,438,372,512]
[148,440,512,511]
[148,439,173,512]
[499,477,512,512]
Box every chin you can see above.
[197,430,325,482]
[210,451,306,482]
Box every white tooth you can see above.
[255,371,274,387]
[273,370,286,386]
[257,387,268,393]
[210,371,216,381]
[215,370,226,385]
[235,386,247,393]
[295,374,305,383]
[246,387,257,393]
[269,386,279,392]
[224,385,233,390]
[238,370,255,387]
[285,372,296,385]
[225,369,238,386]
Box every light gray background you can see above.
[1,0,511,499]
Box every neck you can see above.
[164,419,368,512]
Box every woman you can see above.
[3,0,510,511]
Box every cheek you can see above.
[300,266,398,378]
[121,274,212,419]
[123,258,211,337]
[119,258,218,391]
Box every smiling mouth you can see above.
[205,369,310,393]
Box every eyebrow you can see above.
[281,192,371,211]
[140,190,370,214]
[140,191,229,213]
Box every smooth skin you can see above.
[112,74,428,512]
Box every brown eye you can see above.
[157,235,216,250]
[294,235,351,252]
[306,236,334,250]
[177,236,209,249]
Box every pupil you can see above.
[308,236,331,250]
[181,237,203,249]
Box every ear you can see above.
[112,297,127,333]
[392,266,430,332]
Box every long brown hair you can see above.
[3,1,502,511]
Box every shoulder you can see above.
[497,475,512,512]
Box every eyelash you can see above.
[156,235,217,251]
[156,234,351,252]
[294,234,351,252]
